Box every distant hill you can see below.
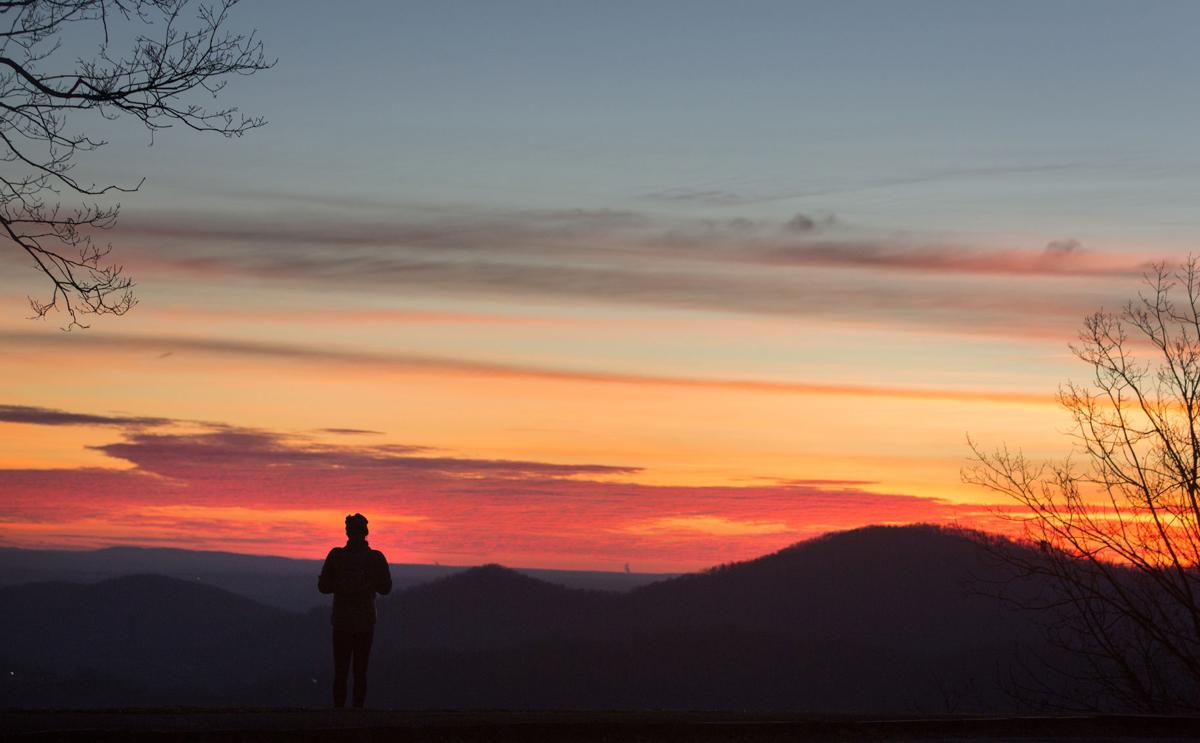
[624,524,1036,651]
[0,525,1081,712]
[0,545,678,610]
[359,525,1056,711]
[0,574,290,706]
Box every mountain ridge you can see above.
[1,523,1075,712]
[0,545,678,609]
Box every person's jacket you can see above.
[318,539,393,630]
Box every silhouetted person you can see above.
[318,513,392,708]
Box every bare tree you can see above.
[965,257,1200,712]
[1,0,270,328]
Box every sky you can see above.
[3,1,1200,571]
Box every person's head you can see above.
[345,513,369,540]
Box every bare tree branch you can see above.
[964,256,1200,711]
[0,0,271,328]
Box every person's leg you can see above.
[332,628,353,707]
[350,626,375,708]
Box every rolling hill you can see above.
[0,525,1074,712]
[0,546,675,610]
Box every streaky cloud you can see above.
[92,429,640,480]
[755,239,1124,276]
[0,331,1054,406]
[0,405,1027,568]
[319,427,385,435]
[117,207,1142,279]
[0,404,172,428]
[642,188,749,205]
[96,207,1163,341]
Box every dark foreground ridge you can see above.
[0,525,1135,712]
[0,525,1183,713]
[2,710,1199,742]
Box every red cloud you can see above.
[0,414,1019,570]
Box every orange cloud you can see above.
[0,405,1014,570]
[0,333,1055,406]
[623,516,793,537]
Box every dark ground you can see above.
[2,710,1199,742]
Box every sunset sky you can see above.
[4,1,1200,571]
